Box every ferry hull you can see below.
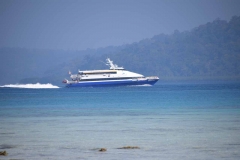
[65,79,158,87]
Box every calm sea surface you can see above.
[0,83,240,160]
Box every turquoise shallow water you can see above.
[0,83,240,159]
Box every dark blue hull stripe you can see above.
[66,79,158,87]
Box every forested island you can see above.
[0,16,239,85]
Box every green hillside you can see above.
[58,16,240,82]
[0,16,240,85]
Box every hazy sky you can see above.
[1,0,240,50]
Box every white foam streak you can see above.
[0,83,59,89]
[129,84,152,87]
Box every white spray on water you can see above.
[0,83,59,89]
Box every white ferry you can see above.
[62,58,159,87]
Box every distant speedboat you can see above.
[62,58,159,87]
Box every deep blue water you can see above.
[0,83,240,159]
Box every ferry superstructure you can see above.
[62,58,159,87]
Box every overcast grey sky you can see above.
[1,0,240,50]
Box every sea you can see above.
[0,82,240,160]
